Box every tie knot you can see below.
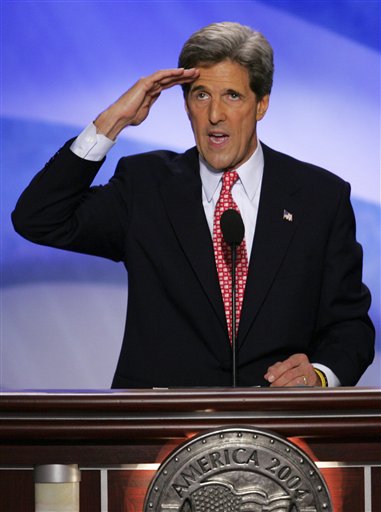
[222,170,239,192]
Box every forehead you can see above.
[190,60,251,91]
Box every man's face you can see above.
[185,59,269,170]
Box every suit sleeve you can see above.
[12,140,129,262]
[311,181,375,385]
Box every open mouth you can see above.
[209,132,229,145]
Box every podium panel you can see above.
[1,388,380,511]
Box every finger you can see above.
[269,366,308,387]
[265,356,299,382]
[271,376,309,387]
[126,67,198,112]
[265,354,312,384]
[147,67,198,85]
[144,68,199,92]
[264,361,282,382]
[270,371,316,387]
[270,363,318,387]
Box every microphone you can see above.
[220,209,245,246]
[220,209,245,388]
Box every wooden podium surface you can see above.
[1,387,380,511]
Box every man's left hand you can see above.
[264,354,320,387]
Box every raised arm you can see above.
[12,67,199,260]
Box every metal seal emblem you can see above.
[144,427,332,511]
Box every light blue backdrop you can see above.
[2,0,380,389]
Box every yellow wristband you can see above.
[314,368,328,387]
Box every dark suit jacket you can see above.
[12,141,375,387]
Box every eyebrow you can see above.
[189,84,208,93]
[189,85,243,96]
[225,88,242,96]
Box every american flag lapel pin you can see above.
[283,209,293,222]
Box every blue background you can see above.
[2,0,380,389]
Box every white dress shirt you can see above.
[199,144,263,259]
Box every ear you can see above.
[256,94,270,121]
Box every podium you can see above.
[1,388,380,511]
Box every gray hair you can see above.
[178,22,274,99]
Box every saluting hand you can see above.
[94,68,199,140]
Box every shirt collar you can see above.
[200,141,264,203]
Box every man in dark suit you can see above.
[12,22,374,388]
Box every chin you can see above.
[204,155,234,171]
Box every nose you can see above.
[208,98,226,125]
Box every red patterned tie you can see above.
[213,170,249,342]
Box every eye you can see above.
[227,91,241,101]
[196,91,209,100]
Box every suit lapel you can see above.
[158,145,304,351]
[238,145,301,346]
[160,148,227,333]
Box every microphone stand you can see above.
[231,244,238,388]
[220,208,244,389]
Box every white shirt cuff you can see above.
[313,363,341,387]
[70,123,116,161]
